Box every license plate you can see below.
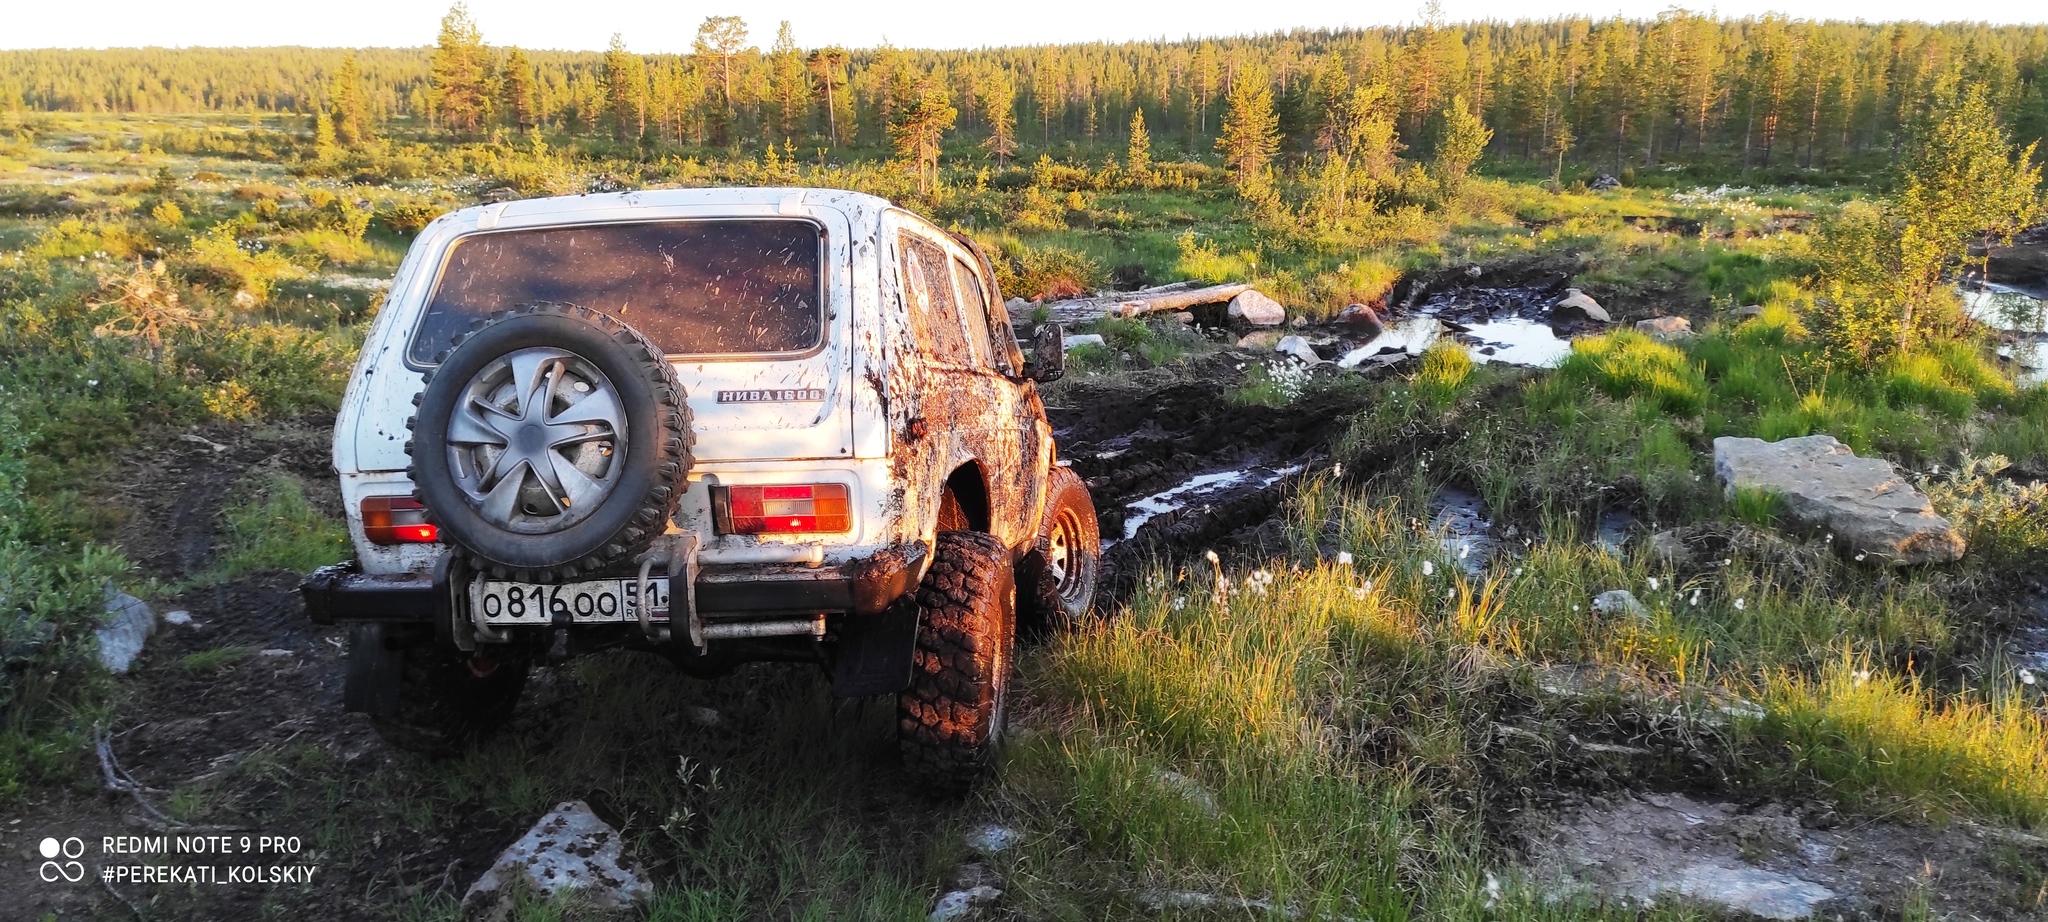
[475,578,670,625]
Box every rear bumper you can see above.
[301,544,925,626]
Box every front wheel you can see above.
[898,531,1015,796]
[1020,466,1101,632]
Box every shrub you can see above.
[1557,330,1707,415]
[1414,340,1474,408]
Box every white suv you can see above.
[302,187,1101,791]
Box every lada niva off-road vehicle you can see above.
[301,187,1101,791]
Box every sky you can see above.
[3,0,2042,53]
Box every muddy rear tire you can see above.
[1019,466,1101,632]
[407,302,692,582]
[898,531,1015,796]
[369,646,530,755]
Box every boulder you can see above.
[1590,173,1622,190]
[1274,335,1322,365]
[1062,333,1105,350]
[1333,303,1386,337]
[1237,330,1284,349]
[1169,310,1196,324]
[1554,288,1611,323]
[96,587,155,674]
[1004,297,1033,314]
[463,801,651,921]
[1712,435,1965,565]
[1226,289,1287,326]
[1635,316,1693,340]
[1592,589,1649,620]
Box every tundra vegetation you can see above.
[0,7,2046,919]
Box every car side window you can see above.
[950,257,1000,371]
[900,234,975,366]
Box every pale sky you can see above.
[3,0,2041,52]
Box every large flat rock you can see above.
[1712,435,1963,565]
[463,800,650,920]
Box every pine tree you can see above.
[329,52,374,147]
[891,73,956,195]
[694,16,748,146]
[501,47,537,131]
[429,3,491,135]
[807,47,851,147]
[766,22,810,141]
[1126,107,1151,176]
[1216,64,1280,187]
[602,35,646,142]
[974,66,1019,167]
[1032,49,1063,143]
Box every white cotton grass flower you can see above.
[1352,588,1368,600]
[1647,576,1660,591]
[1205,550,1220,564]
[1421,560,1436,576]
[2019,668,2036,686]
[1855,552,1867,561]
[1853,669,1872,687]
[1690,589,1702,607]
[1172,596,1186,611]
[1734,598,1747,610]
[1458,543,1471,560]
[1446,587,1456,601]
[1336,551,1355,567]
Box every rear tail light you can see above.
[362,496,439,544]
[711,483,851,534]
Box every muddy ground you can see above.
[4,301,2047,919]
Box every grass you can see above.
[199,471,349,583]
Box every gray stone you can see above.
[928,885,1001,921]
[1333,303,1386,337]
[1592,590,1649,620]
[1062,333,1105,350]
[1590,173,1622,190]
[1634,316,1693,340]
[964,824,1023,854]
[162,610,194,626]
[96,587,154,674]
[1169,310,1196,324]
[1227,289,1287,326]
[1648,530,1691,566]
[1735,303,1766,319]
[463,801,651,921]
[1149,768,1221,816]
[1553,288,1611,323]
[1004,296,1031,314]
[1713,435,1965,565]
[1237,330,1284,349]
[1274,335,1322,365]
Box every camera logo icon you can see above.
[39,837,85,883]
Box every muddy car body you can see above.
[303,187,1099,789]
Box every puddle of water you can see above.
[1337,317,1442,368]
[1117,465,1302,544]
[1430,486,1498,574]
[1962,282,2048,332]
[1458,317,1575,368]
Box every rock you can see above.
[1634,315,1693,340]
[1149,768,1221,816]
[1735,303,1766,319]
[1139,890,1297,918]
[463,801,651,921]
[1713,435,1965,565]
[1274,335,1322,365]
[178,432,229,452]
[1237,330,1284,349]
[964,824,1022,854]
[1464,264,1484,278]
[1004,296,1031,314]
[1062,333,1105,350]
[1333,303,1386,337]
[258,648,293,657]
[928,885,1001,921]
[1592,590,1649,620]
[96,587,155,674]
[1648,530,1691,566]
[1169,310,1195,324]
[684,705,722,728]
[162,610,194,627]
[1553,288,1611,323]
[1226,289,1287,326]
[1590,173,1622,190]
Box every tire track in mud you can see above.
[1045,364,1372,599]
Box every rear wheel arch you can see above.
[938,462,992,534]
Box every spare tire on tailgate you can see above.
[407,302,692,582]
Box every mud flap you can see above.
[342,623,405,718]
[831,601,919,697]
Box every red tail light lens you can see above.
[713,484,851,534]
[362,496,440,545]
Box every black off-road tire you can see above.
[898,530,1016,795]
[1018,465,1101,633]
[407,302,692,582]
[369,645,530,755]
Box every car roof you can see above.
[440,186,897,229]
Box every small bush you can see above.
[1414,340,1474,408]
[1557,330,1707,415]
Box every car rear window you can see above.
[409,219,822,364]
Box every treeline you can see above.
[4,7,2046,172]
